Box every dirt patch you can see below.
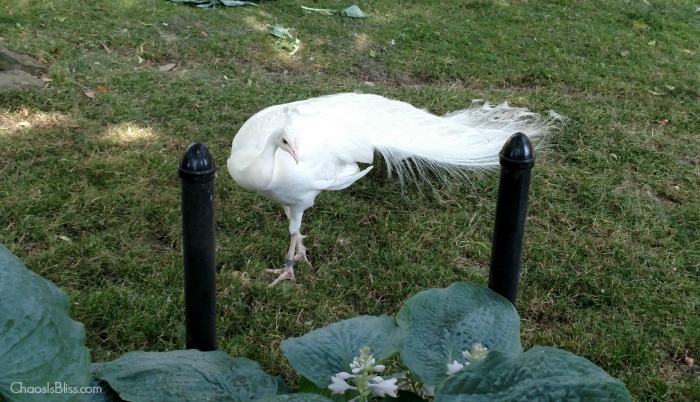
[352,57,433,87]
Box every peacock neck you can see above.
[256,137,280,187]
[228,134,280,191]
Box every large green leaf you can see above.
[258,394,335,402]
[395,282,521,386]
[280,315,402,388]
[382,390,429,401]
[0,244,90,402]
[78,364,122,402]
[94,350,287,401]
[435,346,631,402]
[297,376,355,402]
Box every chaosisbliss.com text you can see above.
[10,382,103,395]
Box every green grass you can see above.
[1,0,699,400]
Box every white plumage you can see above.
[227,93,561,286]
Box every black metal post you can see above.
[179,143,217,351]
[488,132,535,306]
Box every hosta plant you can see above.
[275,282,631,402]
[0,245,631,401]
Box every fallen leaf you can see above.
[102,43,112,54]
[301,5,336,15]
[58,235,72,242]
[159,63,176,72]
[342,4,368,18]
[269,24,301,56]
[269,24,295,40]
[171,0,258,8]
[685,356,695,367]
[231,271,251,284]
[137,56,145,64]
[659,119,669,126]
[159,31,178,42]
[84,90,96,100]
[220,0,258,6]
[200,31,209,37]
[17,121,31,128]
[96,85,111,93]
[36,56,48,65]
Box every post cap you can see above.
[499,132,535,170]
[179,143,216,182]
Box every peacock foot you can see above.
[267,233,311,287]
[266,265,295,287]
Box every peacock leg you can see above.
[266,207,313,287]
[266,233,298,287]
[293,233,311,265]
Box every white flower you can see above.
[460,343,489,364]
[368,376,398,398]
[469,343,489,362]
[329,375,357,394]
[446,360,464,375]
[422,384,436,396]
[335,371,355,380]
[349,346,385,374]
[337,346,399,399]
[445,343,490,376]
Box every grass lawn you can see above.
[1,0,698,400]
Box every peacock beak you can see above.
[289,148,300,165]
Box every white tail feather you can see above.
[364,99,564,186]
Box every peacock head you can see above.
[277,129,300,165]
